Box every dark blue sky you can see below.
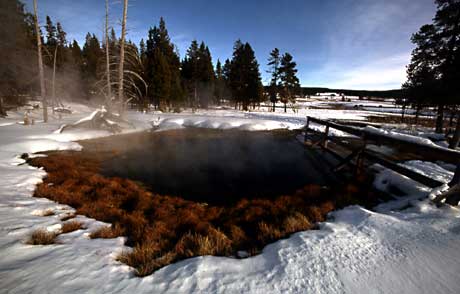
[25,0,436,90]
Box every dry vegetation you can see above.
[41,209,55,216]
[27,229,58,245]
[29,151,381,276]
[60,213,76,221]
[61,221,85,234]
[90,225,123,239]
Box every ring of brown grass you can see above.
[29,150,380,276]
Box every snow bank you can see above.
[364,126,460,154]
[155,116,295,132]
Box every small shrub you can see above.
[118,242,175,277]
[283,213,312,234]
[318,201,335,215]
[61,221,84,233]
[229,225,247,246]
[90,225,123,239]
[175,229,232,258]
[60,213,76,221]
[304,206,323,222]
[27,229,57,245]
[257,222,281,243]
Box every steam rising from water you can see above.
[101,129,337,205]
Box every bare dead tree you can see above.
[52,45,57,113]
[0,97,6,117]
[117,0,128,116]
[449,115,460,149]
[105,0,112,112]
[33,0,48,122]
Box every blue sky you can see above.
[24,0,436,90]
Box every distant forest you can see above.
[1,0,303,112]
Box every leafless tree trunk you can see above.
[401,100,406,123]
[449,115,460,149]
[105,0,112,112]
[0,97,6,117]
[33,0,48,122]
[117,0,128,116]
[435,104,445,133]
[52,45,57,113]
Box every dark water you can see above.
[101,129,337,204]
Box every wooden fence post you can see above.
[355,135,367,177]
[0,97,5,116]
[322,123,330,148]
[449,162,460,187]
[304,116,310,143]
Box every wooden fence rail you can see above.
[304,116,460,193]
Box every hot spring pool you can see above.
[97,129,338,204]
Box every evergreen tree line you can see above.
[404,0,460,147]
[267,48,301,112]
[1,1,301,112]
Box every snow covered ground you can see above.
[1,103,459,293]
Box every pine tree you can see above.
[279,53,300,113]
[44,16,57,66]
[145,18,183,109]
[267,48,281,112]
[139,38,146,61]
[404,0,460,140]
[150,48,171,105]
[182,40,200,107]
[0,0,38,97]
[70,40,82,69]
[197,42,215,108]
[55,22,67,67]
[243,43,263,109]
[82,33,103,97]
[434,0,460,147]
[228,40,263,110]
[56,22,66,47]
[214,59,225,104]
[222,58,232,102]
[222,59,231,81]
[228,40,245,108]
[403,25,439,118]
[45,16,57,46]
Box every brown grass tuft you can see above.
[257,222,282,244]
[27,229,57,245]
[90,225,123,239]
[118,242,176,277]
[60,213,76,221]
[61,221,85,234]
[283,213,312,234]
[175,228,232,258]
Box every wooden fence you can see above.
[304,116,460,204]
